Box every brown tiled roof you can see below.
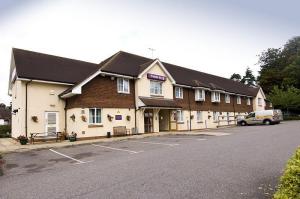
[100,51,260,96]
[139,97,182,108]
[13,48,99,84]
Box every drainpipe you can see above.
[187,88,192,131]
[64,99,67,133]
[25,80,32,137]
[133,79,137,134]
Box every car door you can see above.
[246,113,256,124]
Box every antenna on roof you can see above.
[148,48,156,59]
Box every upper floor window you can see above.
[89,108,102,124]
[237,96,241,104]
[211,91,220,102]
[225,94,230,103]
[258,98,263,106]
[117,78,130,94]
[195,89,205,101]
[247,98,251,105]
[150,81,162,95]
[177,110,184,123]
[175,87,183,99]
[196,111,203,122]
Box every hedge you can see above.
[283,116,300,121]
[0,125,11,138]
[274,147,300,199]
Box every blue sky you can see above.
[0,0,299,105]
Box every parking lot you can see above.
[1,121,300,199]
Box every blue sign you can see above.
[115,115,122,120]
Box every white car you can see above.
[238,110,283,126]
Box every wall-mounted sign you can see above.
[115,115,122,120]
[147,73,166,81]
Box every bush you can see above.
[274,147,300,199]
[283,116,300,121]
[0,125,11,138]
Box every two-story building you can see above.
[8,48,271,139]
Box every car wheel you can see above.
[264,120,271,125]
[241,121,247,126]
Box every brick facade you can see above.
[174,88,253,113]
[66,76,135,109]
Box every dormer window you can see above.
[195,89,205,101]
[237,96,241,104]
[247,98,251,105]
[225,94,230,103]
[117,78,130,94]
[175,87,183,99]
[211,91,220,103]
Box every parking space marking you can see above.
[197,138,207,141]
[129,140,179,146]
[91,144,143,154]
[49,149,88,164]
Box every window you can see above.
[196,111,203,122]
[225,94,230,103]
[89,108,102,124]
[211,91,220,102]
[237,96,241,104]
[195,89,205,101]
[177,110,184,123]
[213,111,219,122]
[175,87,183,98]
[150,81,162,95]
[270,102,273,107]
[247,98,251,105]
[258,98,263,106]
[117,78,130,93]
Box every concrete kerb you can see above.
[0,127,233,154]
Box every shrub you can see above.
[274,147,300,199]
[283,116,300,121]
[0,125,11,138]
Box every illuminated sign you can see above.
[147,73,166,81]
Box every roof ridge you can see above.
[13,48,98,66]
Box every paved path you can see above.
[0,121,299,199]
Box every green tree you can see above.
[241,67,256,86]
[230,73,241,81]
[268,86,300,112]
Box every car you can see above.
[237,109,283,126]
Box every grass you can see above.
[273,147,300,199]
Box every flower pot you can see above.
[20,139,28,145]
[69,137,76,142]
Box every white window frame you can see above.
[195,89,205,101]
[225,94,230,103]
[211,91,220,102]
[196,111,203,122]
[247,98,251,105]
[150,80,163,96]
[270,102,272,107]
[117,78,130,94]
[177,110,184,123]
[258,98,263,106]
[237,96,241,104]
[175,87,183,99]
[89,108,102,124]
[213,111,219,122]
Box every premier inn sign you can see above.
[147,73,166,81]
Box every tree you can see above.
[230,73,241,81]
[241,67,256,86]
[0,103,6,108]
[268,86,300,113]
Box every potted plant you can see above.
[31,116,38,123]
[68,132,77,142]
[70,114,76,122]
[17,135,28,145]
[126,115,131,121]
[81,115,87,122]
[107,114,113,122]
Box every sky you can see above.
[0,0,299,105]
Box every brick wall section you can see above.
[174,88,253,113]
[66,76,135,109]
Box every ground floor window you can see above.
[196,111,203,122]
[213,111,219,122]
[89,108,102,124]
[177,110,184,123]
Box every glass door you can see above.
[144,110,153,133]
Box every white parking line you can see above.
[129,140,179,146]
[49,149,87,164]
[197,138,207,141]
[92,144,143,154]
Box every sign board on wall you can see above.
[115,115,122,120]
[147,73,166,81]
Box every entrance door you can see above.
[45,112,58,134]
[170,110,177,131]
[144,110,153,133]
[159,110,170,131]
